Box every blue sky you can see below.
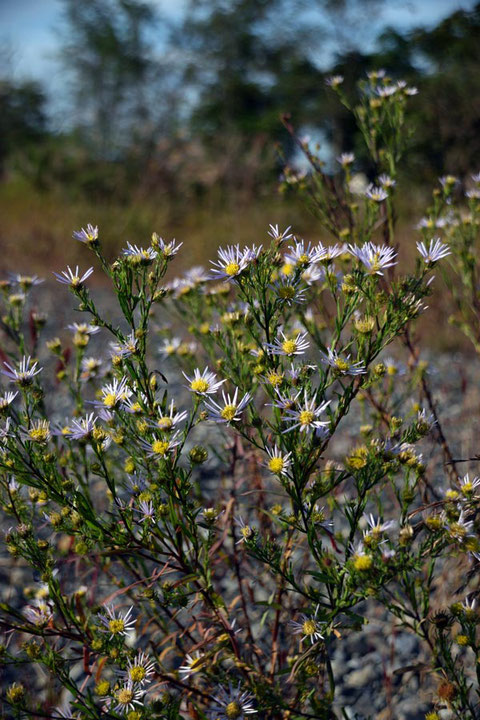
[0,0,476,90]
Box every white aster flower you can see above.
[98,376,132,409]
[348,242,397,275]
[416,237,450,264]
[122,242,157,263]
[234,516,255,544]
[2,355,42,386]
[446,510,474,543]
[376,84,397,97]
[284,239,318,266]
[140,431,182,459]
[152,233,182,257]
[119,651,156,686]
[378,174,396,188]
[97,605,136,639]
[183,367,226,395]
[301,264,325,285]
[53,265,93,288]
[0,391,18,410]
[0,418,12,443]
[320,347,366,376]
[459,474,480,496]
[290,605,324,645]
[80,356,103,380]
[267,224,293,244]
[266,331,310,357]
[210,244,251,281]
[466,188,480,199]
[336,152,355,166]
[110,331,138,359]
[313,243,343,264]
[23,598,53,627]
[204,388,252,424]
[178,650,206,679]
[282,391,330,435]
[326,75,344,87]
[22,419,51,444]
[461,597,477,618]
[72,224,98,244]
[365,184,389,202]
[209,682,257,719]
[65,413,97,441]
[265,445,292,476]
[136,500,155,522]
[9,273,44,290]
[113,681,145,714]
[155,400,187,431]
[159,337,182,357]
[273,275,307,305]
[67,322,101,336]
[363,513,395,540]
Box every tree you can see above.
[0,78,48,177]
[58,0,175,158]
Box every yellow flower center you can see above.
[299,253,309,263]
[450,522,466,538]
[302,619,317,636]
[29,427,49,442]
[190,378,209,393]
[241,526,252,539]
[386,365,397,376]
[462,483,473,493]
[268,457,285,474]
[103,393,117,408]
[225,262,240,276]
[278,285,296,299]
[70,276,80,287]
[157,417,173,430]
[151,440,170,456]
[267,372,283,386]
[334,358,350,372]
[225,701,242,718]
[299,410,314,426]
[117,688,134,704]
[220,405,237,421]
[353,554,373,571]
[129,666,146,682]
[281,263,294,276]
[282,339,297,355]
[190,657,204,672]
[108,619,125,634]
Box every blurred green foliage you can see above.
[0,1,479,205]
